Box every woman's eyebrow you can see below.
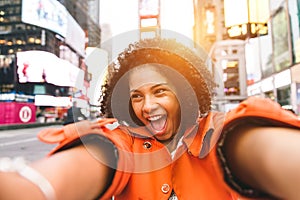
[150,83,168,89]
[130,83,168,93]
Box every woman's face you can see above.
[129,65,181,143]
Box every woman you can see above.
[1,37,300,200]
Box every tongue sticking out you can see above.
[150,116,167,131]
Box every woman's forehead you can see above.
[129,64,169,91]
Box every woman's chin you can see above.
[154,132,174,143]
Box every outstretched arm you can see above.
[0,141,115,200]
[224,125,300,200]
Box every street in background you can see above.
[0,125,60,162]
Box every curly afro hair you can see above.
[99,37,216,126]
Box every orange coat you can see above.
[38,97,300,200]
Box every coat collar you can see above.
[186,112,225,158]
[121,112,225,158]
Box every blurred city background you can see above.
[0,0,299,129]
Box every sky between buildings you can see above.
[99,0,194,39]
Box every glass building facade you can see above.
[0,0,100,124]
[247,0,300,115]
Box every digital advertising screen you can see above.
[21,0,68,37]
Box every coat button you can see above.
[143,141,152,149]
[161,183,170,194]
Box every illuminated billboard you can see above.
[139,0,160,18]
[21,0,68,37]
[16,51,84,87]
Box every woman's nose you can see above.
[142,95,156,113]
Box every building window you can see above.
[289,0,300,64]
[272,3,291,72]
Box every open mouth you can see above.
[148,114,167,135]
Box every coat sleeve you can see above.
[38,119,134,199]
[217,96,300,198]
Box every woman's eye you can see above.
[130,93,142,99]
[155,88,166,94]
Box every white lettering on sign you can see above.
[19,106,32,123]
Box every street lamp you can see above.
[224,0,269,39]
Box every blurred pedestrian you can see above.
[63,101,86,125]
